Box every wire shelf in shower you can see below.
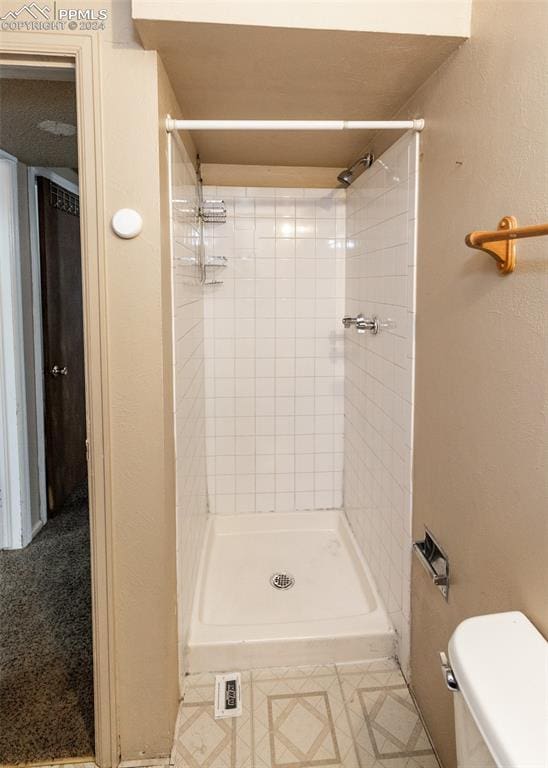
[205,256,228,268]
[200,199,227,223]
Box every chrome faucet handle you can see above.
[341,314,380,334]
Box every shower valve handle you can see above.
[342,314,380,334]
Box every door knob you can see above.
[50,365,68,377]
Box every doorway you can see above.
[0,67,94,764]
[36,173,87,514]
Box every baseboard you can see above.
[31,518,45,539]
[118,759,172,768]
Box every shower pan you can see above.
[187,510,394,672]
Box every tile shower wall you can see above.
[344,133,419,673]
[170,133,208,659]
[202,186,345,515]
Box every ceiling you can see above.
[136,20,464,167]
[0,74,77,168]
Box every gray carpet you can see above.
[0,485,94,764]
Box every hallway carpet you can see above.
[0,486,94,764]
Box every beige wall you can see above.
[365,2,548,765]
[201,164,343,189]
[135,18,464,169]
[98,16,179,759]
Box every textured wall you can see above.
[364,3,548,766]
[201,165,344,189]
[202,186,345,515]
[135,17,465,168]
[102,36,180,759]
[344,134,418,673]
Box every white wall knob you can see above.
[111,208,143,239]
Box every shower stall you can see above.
[169,126,419,679]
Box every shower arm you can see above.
[166,119,425,132]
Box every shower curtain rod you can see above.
[166,118,425,132]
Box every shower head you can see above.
[337,152,374,187]
[337,169,354,186]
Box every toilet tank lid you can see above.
[448,611,548,768]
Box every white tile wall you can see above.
[344,133,419,673]
[202,186,345,515]
[170,133,208,665]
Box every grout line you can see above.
[250,670,256,768]
[334,663,363,768]
[250,670,337,684]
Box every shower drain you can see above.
[270,572,295,590]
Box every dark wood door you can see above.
[37,176,87,514]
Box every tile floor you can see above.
[172,659,439,768]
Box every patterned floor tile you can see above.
[252,665,338,682]
[252,666,359,767]
[173,672,252,768]
[172,663,438,768]
[336,662,438,768]
[336,660,405,690]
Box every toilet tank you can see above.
[448,612,548,768]
[453,691,497,768]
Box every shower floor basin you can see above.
[187,510,395,672]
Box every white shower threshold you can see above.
[187,509,395,672]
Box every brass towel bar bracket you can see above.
[465,216,548,274]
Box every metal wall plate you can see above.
[413,527,449,600]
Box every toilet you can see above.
[444,611,547,768]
